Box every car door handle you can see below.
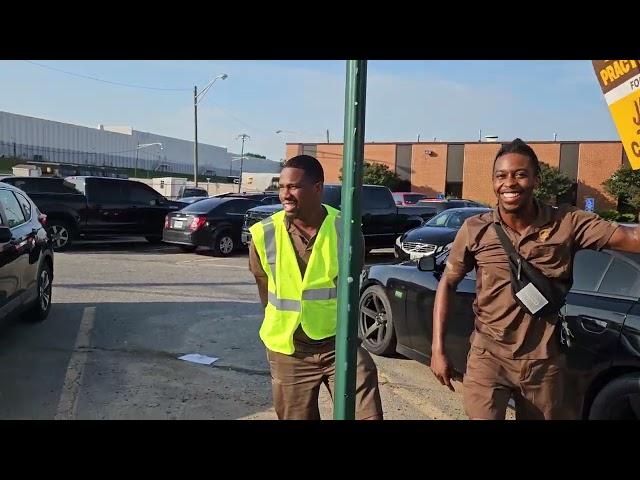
[579,316,608,334]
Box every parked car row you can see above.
[241,184,438,252]
[0,175,281,255]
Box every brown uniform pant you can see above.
[463,345,570,420]
[266,341,383,420]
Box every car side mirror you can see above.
[0,226,11,243]
[417,255,435,272]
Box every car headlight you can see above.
[395,236,402,247]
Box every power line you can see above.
[24,60,191,92]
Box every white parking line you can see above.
[176,259,247,267]
[54,306,96,420]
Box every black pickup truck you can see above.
[241,184,436,251]
[0,176,183,250]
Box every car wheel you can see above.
[588,373,640,420]
[359,284,396,356]
[212,230,234,257]
[48,220,73,251]
[23,261,53,323]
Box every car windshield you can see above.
[184,188,207,197]
[424,209,479,228]
[181,198,225,212]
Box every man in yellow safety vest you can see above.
[249,154,383,420]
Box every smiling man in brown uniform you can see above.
[430,138,640,420]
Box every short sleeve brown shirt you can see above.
[442,201,619,359]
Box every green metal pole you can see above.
[334,60,367,420]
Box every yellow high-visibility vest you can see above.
[250,205,342,354]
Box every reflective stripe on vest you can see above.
[267,292,301,312]
[261,218,277,284]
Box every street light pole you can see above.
[237,133,250,193]
[193,85,199,187]
[134,142,163,178]
[193,73,228,189]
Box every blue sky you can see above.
[0,60,617,160]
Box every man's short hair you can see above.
[283,155,325,184]
[493,138,541,175]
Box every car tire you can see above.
[588,373,640,420]
[22,261,53,323]
[212,230,235,257]
[179,245,197,253]
[48,220,73,251]
[358,284,396,356]
[145,236,163,244]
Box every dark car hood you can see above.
[402,226,458,244]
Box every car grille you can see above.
[401,242,438,255]
[244,210,273,229]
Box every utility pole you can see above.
[237,133,250,193]
[193,85,199,187]
[326,129,330,143]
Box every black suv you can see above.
[1,176,182,250]
[0,183,54,322]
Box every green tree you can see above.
[534,162,573,203]
[339,161,404,190]
[245,152,266,159]
[602,165,640,210]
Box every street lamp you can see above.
[236,133,250,193]
[135,142,163,178]
[194,73,228,188]
[276,129,329,142]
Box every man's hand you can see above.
[430,350,455,391]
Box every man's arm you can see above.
[605,225,640,252]
[248,242,268,307]
[430,224,473,391]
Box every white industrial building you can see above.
[0,110,281,177]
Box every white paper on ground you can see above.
[178,353,219,365]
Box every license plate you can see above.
[173,220,184,229]
[409,252,424,260]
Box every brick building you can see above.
[286,140,629,211]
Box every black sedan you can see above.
[162,197,261,256]
[0,183,54,323]
[395,207,490,261]
[359,249,640,419]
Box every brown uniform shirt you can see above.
[248,208,365,347]
[443,201,619,359]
